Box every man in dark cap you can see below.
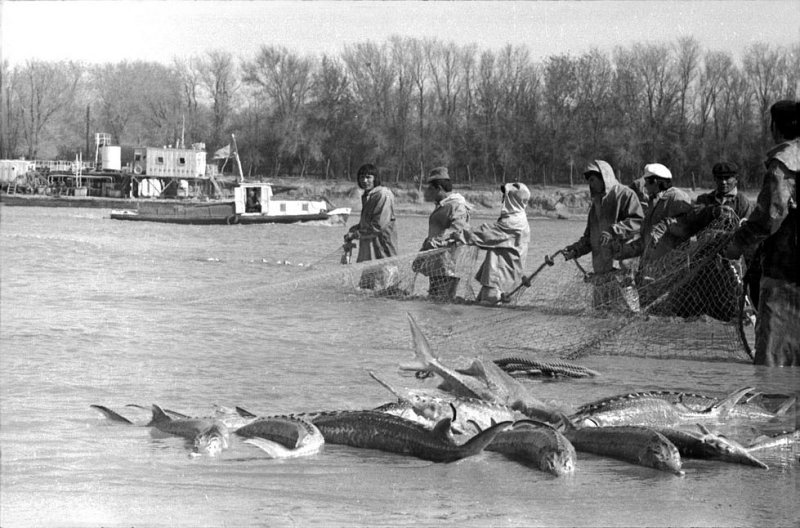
[696,161,753,221]
[411,166,473,301]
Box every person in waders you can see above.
[562,160,644,311]
[722,100,800,366]
[412,166,472,301]
[453,182,531,304]
[343,163,399,292]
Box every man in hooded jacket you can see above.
[563,160,644,310]
[456,182,531,303]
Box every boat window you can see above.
[280,203,287,212]
[134,154,142,161]
[178,157,186,165]
[302,203,309,211]
[156,156,164,164]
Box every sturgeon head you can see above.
[484,419,577,476]
[638,432,684,476]
[192,423,230,457]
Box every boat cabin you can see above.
[233,182,329,217]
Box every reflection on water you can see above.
[1,205,797,527]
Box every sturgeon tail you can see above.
[90,404,133,425]
[458,420,513,457]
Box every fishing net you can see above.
[158,216,752,363]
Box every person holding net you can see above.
[722,100,800,366]
[412,166,472,301]
[660,161,755,321]
[343,163,399,291]
[614,163,694,307]
[562,160,644,311]
[452,182,531,304]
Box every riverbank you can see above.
[273,178,592,219]
[270,177,744,220]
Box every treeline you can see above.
[1,36,798,188]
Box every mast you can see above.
[231,133,244,183]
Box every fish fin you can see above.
[164,408,190,419]
[467,419,483,433]
[432,417,454,440]
[90,405,133,424]
[774,395,796,416]
[243,437,295,459]
[235,406,258,418]
[460,420,513,455]
[368,370,410,403]
[708,386,754,418]
[406,312,439,368]
[512,418,555,430]
[147,404,171,426]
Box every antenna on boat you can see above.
[181,115,185,149]
[231,134,244,183]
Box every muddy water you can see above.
[1,205,797,527]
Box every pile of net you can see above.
[168,216,752,363]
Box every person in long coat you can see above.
[563,160,644,310]
[345,163,398,262]
[457,182,531,304]
[723,100,800,366]
[412,166,472,300]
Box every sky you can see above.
[1,1,799,65]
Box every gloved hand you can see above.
[562,246,577,261]
[600,231,613,246]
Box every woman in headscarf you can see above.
[723,100,799,366]
[458,182,531,304]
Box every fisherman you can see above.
[614,163,693,306]
[663,161,755,321]
[343,163,399,291]
[245,188,260,213]
[412,166,472,301]
[562,160,644,310]
[721,100,800,366]
[454,182,531,304]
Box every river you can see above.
[0,204,797,527]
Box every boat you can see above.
[110,181,351,225]
[2,133,350,225]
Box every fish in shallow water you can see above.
[483,419,577,476]
[234,415,324,459]
[570,386,754,428]
[654,424,768,469]
[746,429,800,452]
[400,313,559,423]
[298,409,511,463]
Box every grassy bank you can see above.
[270,177,591,219]
[267,177,747,219]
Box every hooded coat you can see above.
[353,185,398,262]
[466,183,531,292]
[570,161,644,274]
[727,138,799,366]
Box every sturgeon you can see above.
[483,419,577,476]
[369,370,522,435]
[628,390,796,422]
[570,386,755,427]
[301,409,512,463]
[494,357,601,378]
[654,425,768,469]
[147,405,231,456]
[400,313,559,423]
[561,419,684,476]
[235,415,324,459]
[746,429,800,452]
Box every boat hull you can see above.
[110,209,341,225]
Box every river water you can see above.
[1,204,797,527]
